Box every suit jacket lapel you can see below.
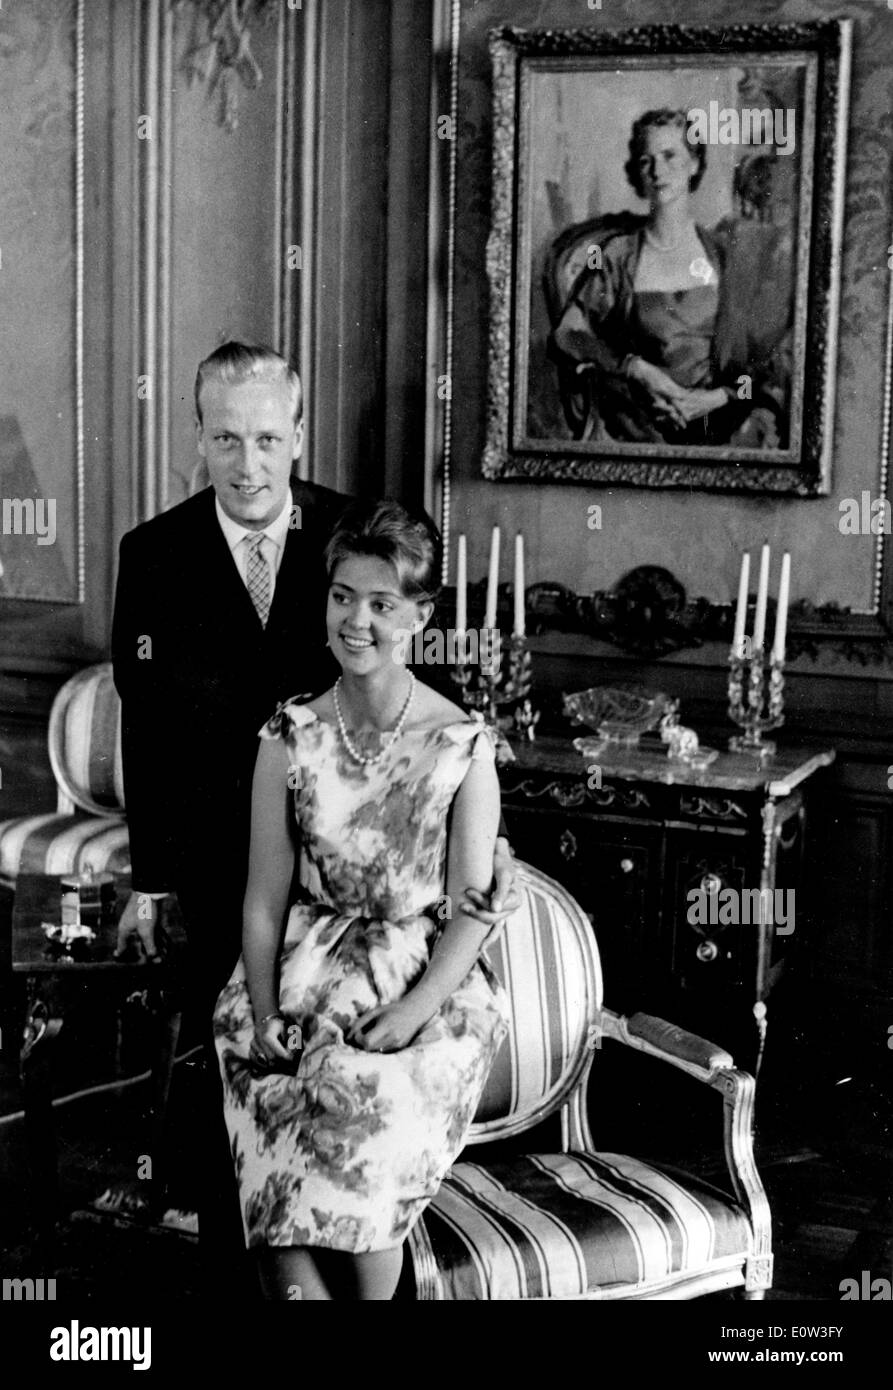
[266,511,301,633]
[264,482,336,694]
[266,480,330,635]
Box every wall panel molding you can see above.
[0,0,130,666]
[132,0,174,523]
[274,0,303,364]
[0,0,86,606]
[425,0,459,574]
[382,0,438,511]
[299,0,392,498]
[73,0,86,604]
[289,0,320,481]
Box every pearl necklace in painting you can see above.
[333,671,416,766]
[644,228,685,253]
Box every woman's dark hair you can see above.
[624,108,707,200]
[324,499,442,604]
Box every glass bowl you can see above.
[563,685,674,745]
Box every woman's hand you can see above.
[249,1013,296,1070]
[349,996,432,1054]
[627,357,689,428]
[675,386,729,424]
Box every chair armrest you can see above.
[627,1012,733,1074]
[591,1007,772,1271]
[594,1008,733,1082]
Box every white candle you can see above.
[772,552,791,663]
[732,551,750,658]
[513,533,525,637]
[484,525,500,631]
[455,534,467,634]
[753,543,771,651]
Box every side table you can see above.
[11,873,187,1239]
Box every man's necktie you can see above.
[245,533,272,628]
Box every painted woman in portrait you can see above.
[547,108,793,449]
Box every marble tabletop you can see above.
[501,732,836,797]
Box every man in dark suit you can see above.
[111,342,514,1290]
[112,346,342,1010]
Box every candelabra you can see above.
[727,649,785,758]
[450,631,536,734]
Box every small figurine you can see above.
[658,699,682,742]
[666,725,700,761]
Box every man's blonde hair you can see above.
[194,341,303,425]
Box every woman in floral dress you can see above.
[213,499,509,1300]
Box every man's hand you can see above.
[115,891,162,963]
[460,836,520,932]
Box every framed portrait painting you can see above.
[482,20,852,494]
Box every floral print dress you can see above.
[213,701,509,1254]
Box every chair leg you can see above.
[20,981,64,1245]
[743,1289,767,1300]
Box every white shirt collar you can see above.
[214,491,293,553]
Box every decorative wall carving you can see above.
[447,567,893,666]
[176,0,279,131]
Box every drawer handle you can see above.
[619,857,634,874]
[696,940,719,963]
[700,873,723,895]
[559,829,578,861]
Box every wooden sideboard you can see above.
[498,734,836,1074]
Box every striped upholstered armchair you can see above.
[0,663,130,886]
[406,861,773,1301]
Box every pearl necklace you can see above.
[333,672,416,766]
[644,228,685,253]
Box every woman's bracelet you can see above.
[256,1011,284,1029]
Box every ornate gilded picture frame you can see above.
[482,20,851,494]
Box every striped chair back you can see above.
[470,861,602,1142]
[48,662,125,816]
